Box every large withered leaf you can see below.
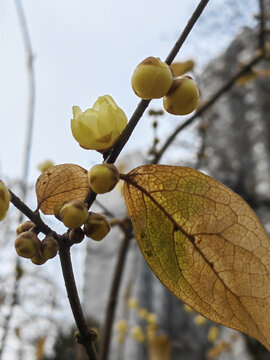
[36,164,89,214]
[123,165,270,350]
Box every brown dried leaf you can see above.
[123,165,270,350]
[36,164,89,214]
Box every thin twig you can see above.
[153,53,263,164]
[99,220,133,360]
[59,242,99,360]
[9,190,54,236]
[258,0,266,54]
[85,0,211,209]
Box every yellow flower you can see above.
[138,307,148,319]
[130,325,145,343]
[207,326,219,342]
[71,95,127,152]
[193,314,207,326]
[146,313,158,326]
[115,319,128,333]
[127,298,138,309]
[0,181,10,221]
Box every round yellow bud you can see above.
[54,202,66,221]
[40,236,59,260]
[163,75,200,115]
[69,228,85,244]
[0,181,10,221]
[115,319,128,333]
[30,251,47,265]
[84,213,110,241]
[131,57,173,99]
[138,307,148,319]
[130,325,145,343]
[16,221,35,235]
[193,314,207,326]
[88,164,119,194]
[60,200,89,229]
[127,298,138,309]
[15,231,41,259]
[146,313,158,326]
[207,326,219,342]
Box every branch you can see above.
[9,189,54,236]
[85,0,210,208]
[153,53,263,164]
[99,219,133,360]
[58,242,99,360]
[258,0,266,54]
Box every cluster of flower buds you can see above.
[71,95,127,152]
[15,221,59,265]
[131,56,200,116]
[54,200,111,243]
[0,181,10,221]
[115,303,160,344]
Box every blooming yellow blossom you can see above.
[71,95,127,152]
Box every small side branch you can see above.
[9,189,54,236]
[258,0,266,54]
[153,54,263,164]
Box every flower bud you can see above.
[60,200,89,229]
[163,75,200,115]
[38,160,54,173]
[84,213,110,241]
[115,319,128,333]
[54,202,66,221]
[131,57,173,99]
[170,60,194,76]
[40,236,59,260]
[16,220,35,235]
[88,164,119,194]
[30,251,47,265]
[0,181,10,221]
[138,308,148,319]
[131,325,145,343]
[69,228,85,244]
[15,231,41,259]
[71,95,127,152]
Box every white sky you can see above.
[0,0,257,185]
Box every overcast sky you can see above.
[0,0,258,185]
